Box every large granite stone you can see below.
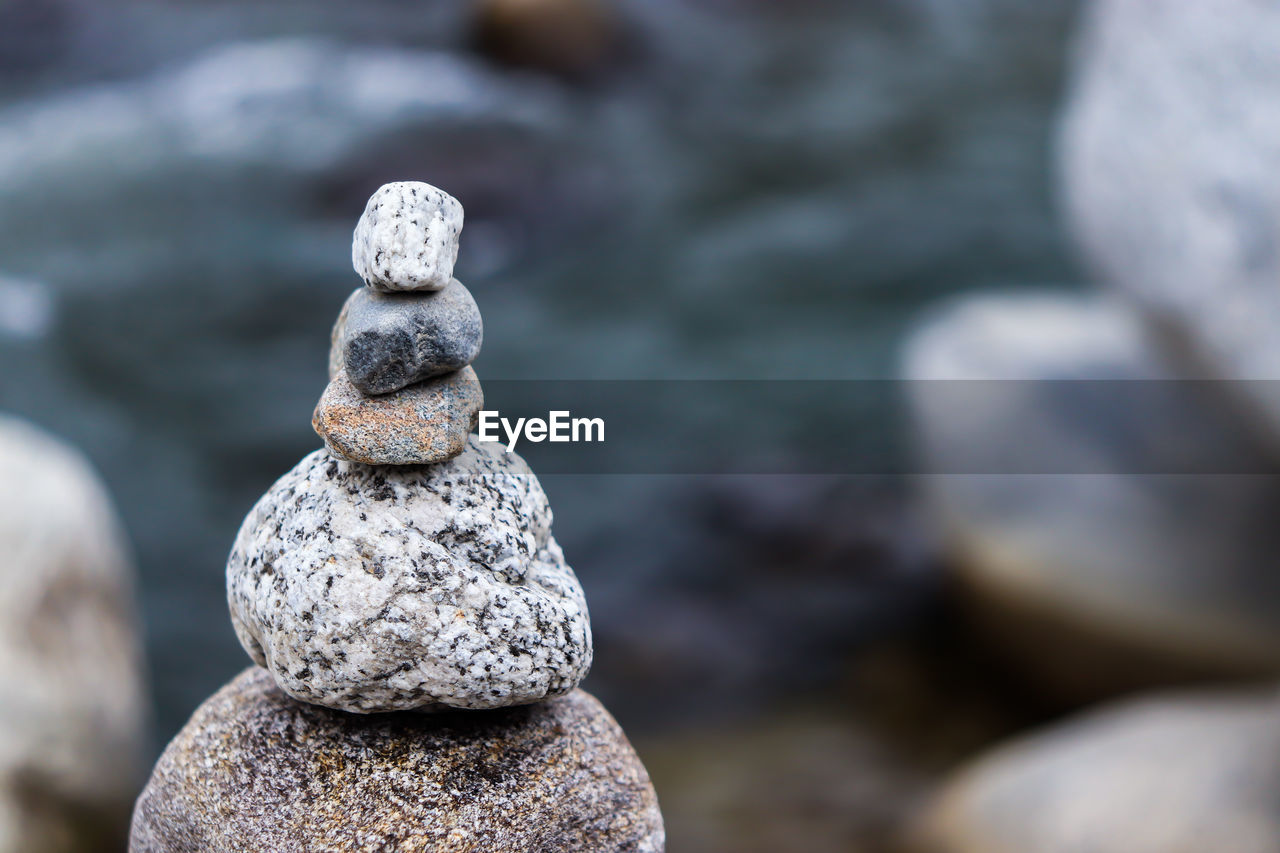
[227,436,592,712]
[332,279,483,396]
[904,291,1280,701]
[130,667,664,852]
[1061,0,1280,449]
[912,689,1280,853]
[312,366,483,466]
[0,414,148,853]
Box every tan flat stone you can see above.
[312,366,482,465]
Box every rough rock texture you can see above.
[912,689,1280,853]
[226,436,592,712]
[332,279,483,395]
[0,414,148,853]
[903,292,1280,701]
[1061,0,1280,449]
[129,668,664,853]
[352,181,464,292]
[312,366,483,466]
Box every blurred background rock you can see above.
[0,416,148,853]
[6,0,1280,851]
[904,292,1280,702]
[910,688,1280,853]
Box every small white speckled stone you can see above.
[226,435,592,713]
[352,181,464,292]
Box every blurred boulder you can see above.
[904,292,1280,702]
[911,688,1280,853]
[1061,0,1280,451]
[0,415,148,853]
[471,0,619,78]
[131,668,663,852]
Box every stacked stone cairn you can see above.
[129,182,665,852]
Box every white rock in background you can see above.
[904,292,1280,701]
[351,181,464,292]
[914,689,1280,853]
[1060,0,1280,450]
[226,436,592,713]
[0,415,148,853]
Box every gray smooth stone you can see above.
[332,279,483,396]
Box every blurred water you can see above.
[0,0,1080,747]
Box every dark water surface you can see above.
[0,0,1080,754]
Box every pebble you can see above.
[913,689,1280,853]
[226,436,592,712]
[332,279,483,396]
[351,181,463,292]
[312,366,483,466]
[130,668,664,852]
